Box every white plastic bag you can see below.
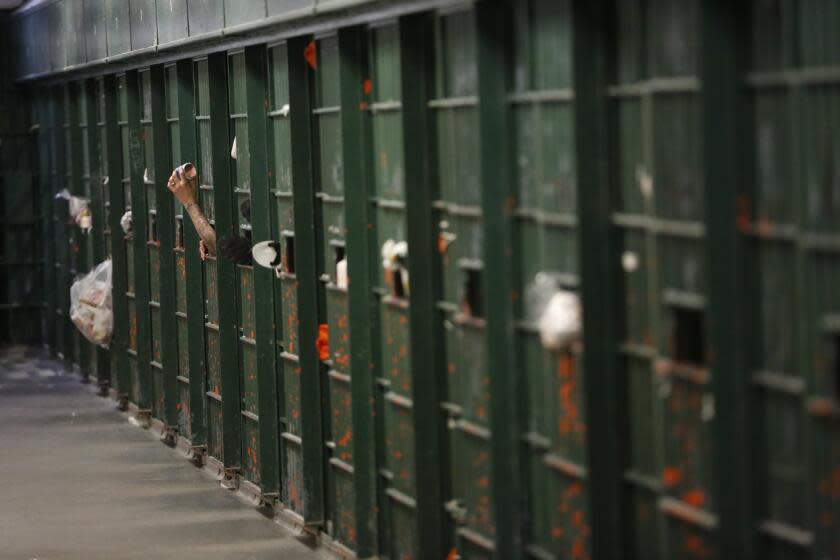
[70,259,113,348]
[525,272,581,351]
[55,188,92,233]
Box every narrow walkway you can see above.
[0,346,324,560]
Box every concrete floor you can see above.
[0,346,326,560]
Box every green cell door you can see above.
[430,7,494,557]
[193,57,225,464]
[71,80,97,380]
[165,63,194,440]
[509,1,590,557]
[115,73,142,405]
[610,2,716,557]
[34,93,55,351]
[267,42,307,517]
[312,33,356,550]
[227,50,261,486]
[138,68,166,419]
[365,21,420,559]
[62,84,82,371]
[749,2,840,557]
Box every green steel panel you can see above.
[54,86,73,364]
[83,77,111,391]
[206,51,241,471]
[156,0,189,44]
[798,0,840,67]
[244,44,281,496]
[188,0,224,35]
[38,93,57,352]
[572,1,626,559]
[288,33,326,525]
[398,12,450,557]
[192,57,221,454]
[175,59,207,447]
[429,9,496,555]
[266,38,305,506]
[702,3,753,558]
[228,49,261,487]
[127,69,154,413]
[309,33,353,544]
[106,0,131,57]
[85,0,108,62]
[104,74,131,402]
[745,5,840,552]
[148,64,180,431]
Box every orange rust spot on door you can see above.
[559,354,574,378]
[363,79,373,95]
[338,429,352,447]
[336,353,350,368]
[477,476,489,488]
[682,489,706,508]
[662,466,681,487]
[504,195,516,213]
[571,539,586,559]
[551,527,563,539]
[446,547,458,560]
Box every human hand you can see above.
[199,239,210,262]
[167,167,197,206]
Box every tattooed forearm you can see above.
[185,202,217,256]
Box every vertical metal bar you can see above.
[54,85,72,363]
[288,33,326,526]
[207,51,242,470]
[84,78,111,395]
[68,82,90,380]
[244,43,281,495]
[103,74,131,403]
[337,25,378,557]
[701,3,753,557]
[474,2,523,557]
[399,13,449,557]
[176,59,208,448]
[41,91,57,353]
[150,63,179,431]
[126,69,153,415]
[571,1,623,557]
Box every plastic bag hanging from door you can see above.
[525,272,581,350]
[70,259,113,348]
[55,188,92,233]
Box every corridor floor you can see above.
[0,346,325,560]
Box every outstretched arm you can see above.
[167,169,216,256]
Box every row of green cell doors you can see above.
[50,4,591,559]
